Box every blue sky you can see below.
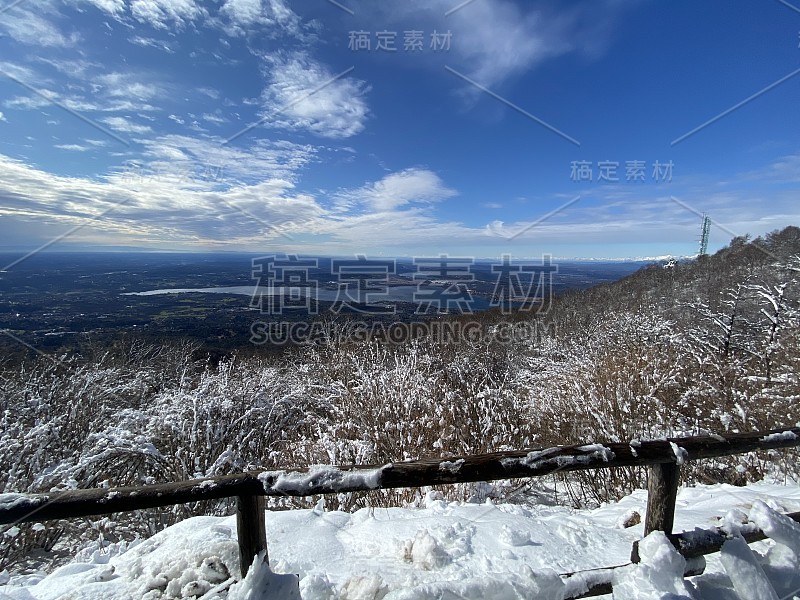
[0,0,798,259]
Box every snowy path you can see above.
[3,482,800,599]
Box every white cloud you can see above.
[6,92,158,114]
[218,0,302,37]
[2,61,161,115]
[0,159,467,252]
[0,61,40,82]
[55,0,306,38]
[75,0,126,15]
[131,134,318,185]
[5,93,58,111]
[0,148,323,249]
[36,57,99,78]
[101,116,153,134]
[202,113,227,125]
[0,7,78,48]
[196,87,221,100]
[2,146,799,255]
[0,112,6,122]
[54,143,93,151]
[129,35,176,53]
[129,0,206,30]
[443,0,571,88]
[366,0,635,88]
[337,169,457,212]
[220,0,262,26]
[94,72,162,101]
[259,52,369,139]
[746,153,800,184]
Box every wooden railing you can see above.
[2,427,799,597]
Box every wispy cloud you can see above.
[201,112,228,125]
[76,0,126,18]
[54,143,93,151]
[1,147,799,255]
[358,0,636,89]
[3,63,161,114]
[196,87,220,100]
[256,51,369,139]
[129,0,207,30]
[52,139,107,151]
[131,134,318,184]
[743,152,800,184]
[101,115,153,134]
[334,168,457,212]
[128,35,176,53]
[216,0,306,38]
[0,5,79,47]
[73,0,306,37]
[93,72,163,101]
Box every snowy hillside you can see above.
[3,481,800,599]
[2,232,800,598]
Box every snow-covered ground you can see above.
[3,482,800,599]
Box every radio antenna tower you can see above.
[698,213,711,256]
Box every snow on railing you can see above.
[1,427,799,598]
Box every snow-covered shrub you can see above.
[2,232,800,571]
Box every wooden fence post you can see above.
[631,462,680,563]
[236,494,268,577]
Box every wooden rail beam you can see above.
[565,560,705,599]
[1,428,797,525]
[671,510,800,559]
[0,429,798,598]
